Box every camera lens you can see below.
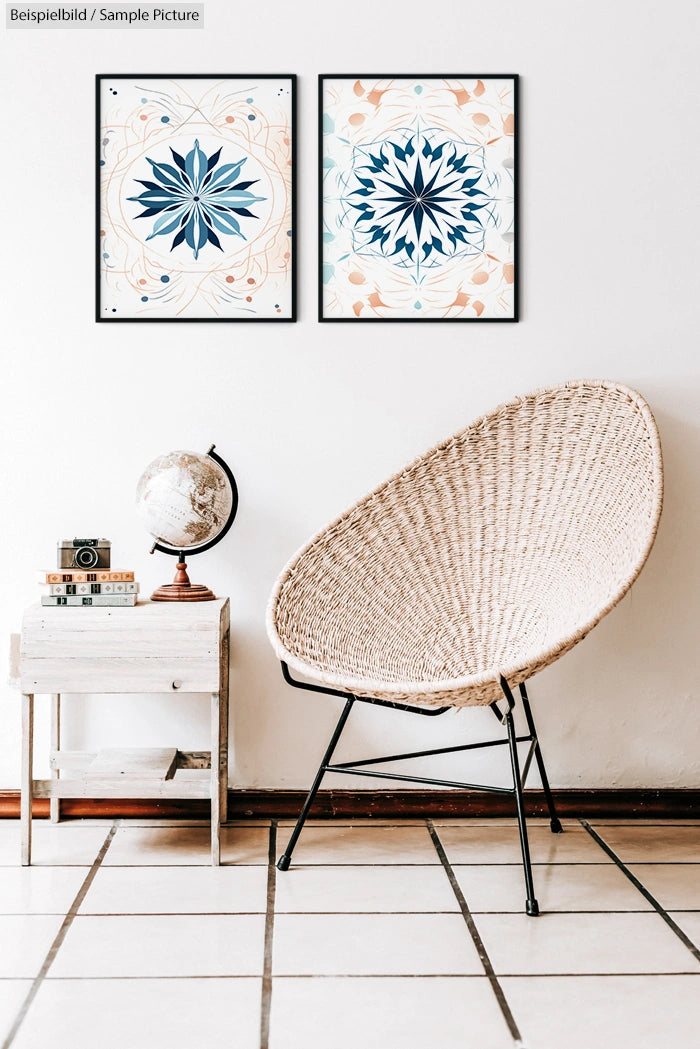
[75,546,99,568]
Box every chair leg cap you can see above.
[526,899,540,917]
[550,818,563,834]
[277,855,291,872]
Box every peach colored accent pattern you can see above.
[321,76,516,320]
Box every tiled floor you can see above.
[0,817,698,1049]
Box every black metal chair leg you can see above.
[277,697,355,872]
[504,706,540,916]
[518,683,563,834]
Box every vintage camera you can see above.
[58,539,111,570]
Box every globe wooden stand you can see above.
[151,560,216,602]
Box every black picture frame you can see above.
[97,73,296,322]
[319,74,518,322]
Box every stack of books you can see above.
[39,540,140,607]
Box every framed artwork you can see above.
[319,75,518,322]
[97,74,296,321]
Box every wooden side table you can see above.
[16,598,230,865]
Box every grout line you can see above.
[580,820,700,964]
[585,822,700,827]
[264,861,662,868]
[1,971,698,982]
[1,907,685,918]
[426,820,525,1048]
[46,864,271,870]
[1,821,118,1049]
[259,820,277,1049]
[55,911,268,917]
[187,861,625,868]
[0,864,101,870]
[9,860,686,870]
[3,859,697,869]
[480,970,700,978]
[243,908,661,916]
[44,971,265,980]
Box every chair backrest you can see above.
[267,380,663,706]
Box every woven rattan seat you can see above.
[268,379,663,708]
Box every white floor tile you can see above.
[453,862,652,912]
[592,825,700,862]
[103,825,269,865]
[272,913,482,976]
[220,825,271,865]
[269,976,513,1049]
[474,912,700,975]
[279,824,438,865]
[0,866,87,914]
[49,914,266,977]
[438,824,611,864]
[629,864,700,909]
[0,981,32,1045]
[501,975,700,1049]
[668,911,700,947]
[0,822,110,866]
[79,863,268,914]
[0,915,65,977]
[275,863,458,913]
[13,978,262,1049]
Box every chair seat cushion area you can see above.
[266,380,663,708]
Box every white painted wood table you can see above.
[16,598,230,865]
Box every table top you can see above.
[23,597,229,628]
[18,598,230,694]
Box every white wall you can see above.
[1,0,698,791]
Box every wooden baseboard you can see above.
[229,789,700,819]
[1,789,698,820]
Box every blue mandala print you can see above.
[344,129,497,278]
[128,139,266,261]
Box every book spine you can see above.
[48,582,140,596]
[41,595,138,607]
[39,570,136,584]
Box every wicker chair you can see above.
[266,380,663,914]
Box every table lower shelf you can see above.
[37,747,214,799]
[33,774,213,800]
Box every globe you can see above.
[135,445,238,601]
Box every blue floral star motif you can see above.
[128,139,266,261]
[345,131,496,276]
